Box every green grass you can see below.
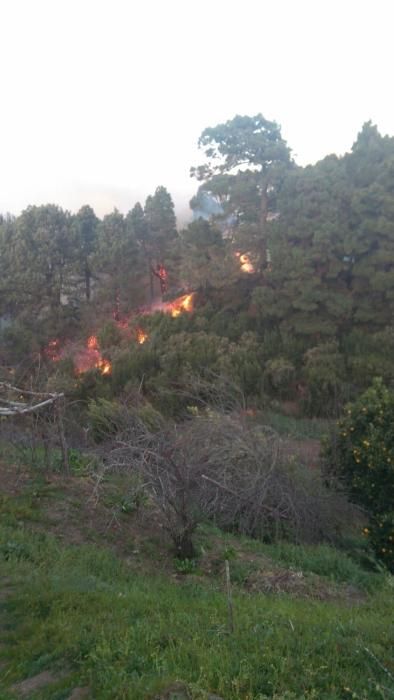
[197,525,384,593]
[262,411,332,440]
[1,525,393,700]
[259,542,383,593]
[0,440,95,475]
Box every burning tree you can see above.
[191,114,292,270]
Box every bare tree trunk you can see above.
[85,261,91,301]
[173,530,196,560]
[149,266,154,303]
[259,182,268,269]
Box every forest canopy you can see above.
[1,116,394,417]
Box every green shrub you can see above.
[174,557,198,574]
[264,357,295,399]
[365,512,394,573]
[302,341,348,417]
[325,378,394,571]
[98,321,122,350]
[87,398,125,441]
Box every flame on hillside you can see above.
[44,335,112,376]
[136,328,148,344]
[236,251,255,274]
[74,335,112,376]
[44,291,195,376]
[87,335,98,351]
[137,292,195,318]
[166,293,194,317]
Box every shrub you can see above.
[87,398,126,442]
[109,412,353,557]
[302,341,347,417]
[264,357,295,399]
[324,377,394,571]
[98,321,122,350]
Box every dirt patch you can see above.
[0,461,32,497]
[245,566,365,603]
[38,473,171,567]
[281,438,321,469]
[153,682,190,699]
[11,670,67,697]
[67,687,91,699]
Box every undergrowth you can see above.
[0,523,393,700]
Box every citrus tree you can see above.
[326,378,394,571]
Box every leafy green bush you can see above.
[325,378,394,571]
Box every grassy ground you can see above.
[0,462,393,699]
[261,412,332,440]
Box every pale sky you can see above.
[1,0,393,221]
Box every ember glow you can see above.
[44,339,62,362]
[152,263,168,294]
[87,335,99,351]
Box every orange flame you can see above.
[74,335,112,376]
[167,293,195,317]
[136,328,148,345]
[98,358,112,375]
[236,251,255,274]
[45,292,195,375]
[87,335,99,351]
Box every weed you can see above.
[174,557,198,575]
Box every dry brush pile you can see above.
[102,404,353,559]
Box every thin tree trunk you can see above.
[85,261,91,301]
[149,265,154,303]
[259,184,268,268]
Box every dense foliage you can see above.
[325,378,394,571]
[1,116,394,417]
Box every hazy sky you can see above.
[1,0,393,221]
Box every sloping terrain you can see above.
[0,459,393,699]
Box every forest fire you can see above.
[44,335,112,376]
[44,291,195,376]
[74,335,112,376]
[166,293,194,317]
